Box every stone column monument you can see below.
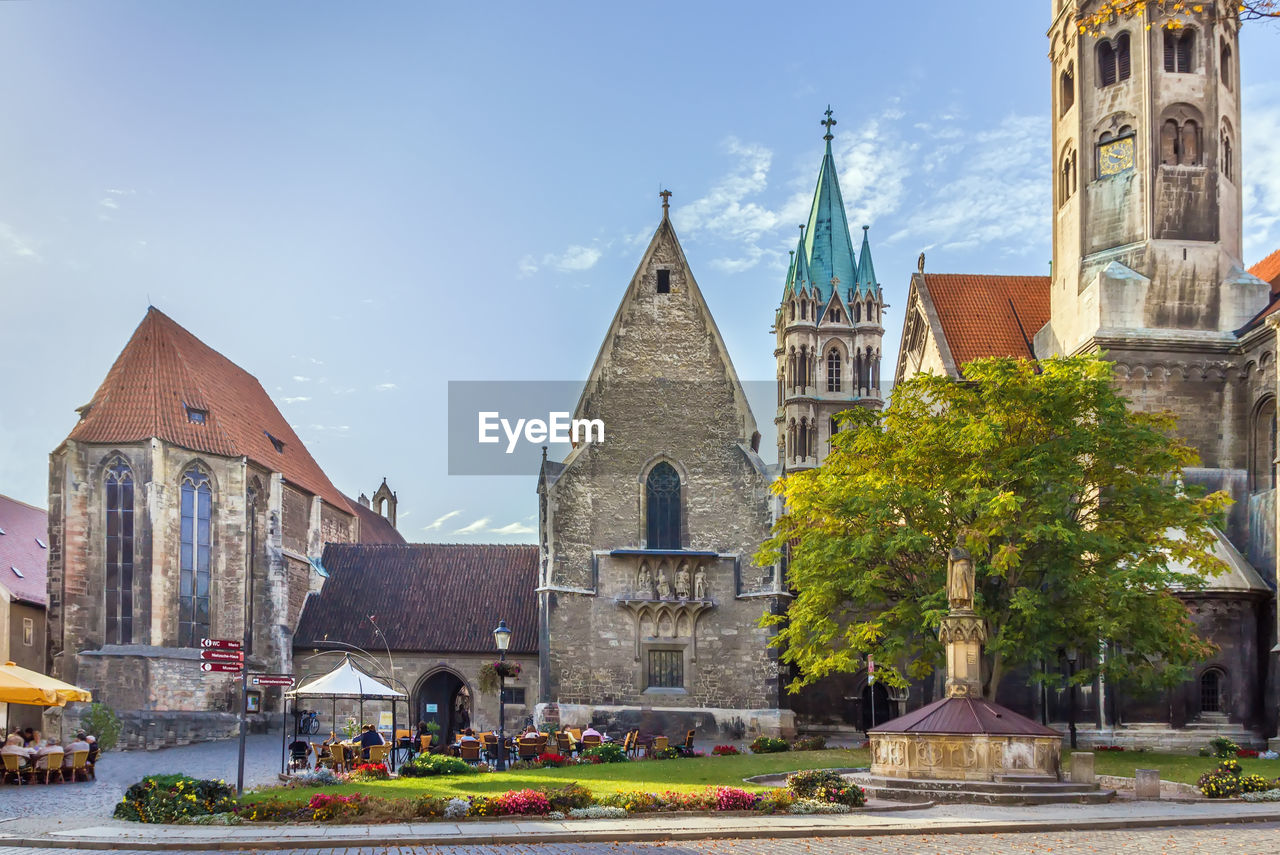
[941,544,986,699]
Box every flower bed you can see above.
[750,736,789,754]
[711,745,740,756]
[1197,759,1280,798]
[114,775,237,823]
[397,754,478,778]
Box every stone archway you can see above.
[415,670,472,740]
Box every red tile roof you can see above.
[869,696,1060,737]
[343,495,407,545]
[66,308,348,510]
[295,544,538,654]
[0,493,49,607]
[923,274,1051,369]
[1250,248,1280,291]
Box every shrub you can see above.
[1239,774,1274,794]
[582,743,628,763]
[308,793,367,822]
[569,805,628,819]
[398,753,477,777]
[539,782,594,812]
[647,747,679,760]
[114,775,236,823]
[789,799,851,815]
[1243,788,1280,803]
[786,769,848,798]
[351,762,389,780]
[749,736,789,754]
[490,789,553,816]
[410,795,450,818]
[714,787,759,811]
[791,735,827,751]
[597,791,663,813]
[711,745,740,756]
[755,790,795,814]
[1210,736,1241,758]
[288,767,343,787]
[537,752,570,768]
[1239,749,1261,758]
[443,797,470,819]
[236,797,305,823]
[815,783,866,807]
[1198,760,1248,798]
[82,702,123,753]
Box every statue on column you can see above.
[946,540,975,612]
[657,567,672,599]
[675,563,692,599]
[693,566,707,599]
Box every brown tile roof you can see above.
[343,494,406,545]
[295,544,538,654]
[1251,248,1280,290]
[0,493,49,607]
[923,274,1051,369]
[869,696,1060,737]
[66,307,348,510]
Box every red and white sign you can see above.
[867,656,875,674]
[201,649,244,663]
[200,662,242,674]
[201,638,242,650]
[251,674,295,687]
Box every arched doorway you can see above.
[415,670,472,740]
[861,682,893,731]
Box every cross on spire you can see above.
[659,189,672,213]
[822,105,837,141]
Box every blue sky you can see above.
[2,2,1278,541]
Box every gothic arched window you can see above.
[1251,396,1276,492]
[854,302,861,323]
[179,466,213,648]
[1165,28,1195,74]
[827,348,842,392]
[1060,62,1075,115]
[104,457,134,645]
[1221,121,1235,182]
[645,463,681,550]
[1220,40,1233,89]
[1097,34,1130,87]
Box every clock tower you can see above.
[1040,0,1266,359]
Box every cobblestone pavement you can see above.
[0,732,286,823]
[1,824,1279,854]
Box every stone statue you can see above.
[637,564,653,598]
[693,566,707,599]
[675,563,691,599]
[947,542,975,612]
[657,568,672,599]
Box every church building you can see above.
[895,2,1278,748]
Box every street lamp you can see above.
[493,619,512,771]
[1064,647,1079,750]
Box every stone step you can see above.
[861,785,1117,806]
[994,774,1059,784]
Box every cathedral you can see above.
[896,3,1278,748]
[38,2,1280,749]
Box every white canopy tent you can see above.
[286,654,407,771]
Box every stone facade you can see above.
[538,208,792,739]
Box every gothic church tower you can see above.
[776,109,885,474]
[1042,0,1266,358]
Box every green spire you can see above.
[854,225,879,299]
[793,226,812,294]
[802,107,858,306]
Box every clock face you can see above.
[1098,136,1136,176]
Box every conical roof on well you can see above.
[868,696,1060,737]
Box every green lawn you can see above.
[1072,750,1280,785]
[242,749,870,805]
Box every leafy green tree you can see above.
[81,702,123,752]
[758,356,1228,702]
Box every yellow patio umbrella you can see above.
[0,661,92,706]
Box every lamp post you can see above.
[1064,647,1079,750]
[493,619,512,771]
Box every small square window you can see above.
[647,649,683,689]
[500,686,526,705]
[656,270,671,294]
[186,406,208,425]
[22,617,33,647]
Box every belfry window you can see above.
[645,462,681,550]
[178,466,212,648]
[104,457,134,645]
[1165,28,1195,73]
[827,348,842,392]
[1096,33,1130,87]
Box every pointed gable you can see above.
[803,138,858,305]
[854,226,880,300]
[66,307,348,509]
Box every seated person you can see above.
[357,724,384,760]
[582,724,602,740]
[21,728,34,747]
[287,736,313,767]
[63,732,91,766]
[522,726,541,740]
[2,734,31,768]
[34,741,63,771]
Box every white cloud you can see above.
[374,382,397,392]
[454,517,490,535]
[490,521,536,535]
[292,375,311,383]
[281,396,311,404]
[1243,83,1280,261]
[0,223,39,261]
[673,138,778,245]
[99,198,119,210]
[518,244,605,277]
[423,510,462,531]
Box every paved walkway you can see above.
[2,800,1279,851]
[0,733,285,828]
[2,825,1278,855]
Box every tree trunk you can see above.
[985,652,1004,703]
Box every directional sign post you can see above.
[251,674,295,688]
[200,662,242,674]
[201,649,244,664]
[201,638,242,651]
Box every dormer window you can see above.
[266,432,285,453]
[186,405,208,425]
[656,269,671,294]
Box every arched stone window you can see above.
[1251,396,1276,492]
[826,348,842,392]
[1060,62,1075,115]
[645,462,681,550]
[179,465,213,648]
[790,301,796,321]
[1097,33,1130,87]
[1164,28,1196,74]
[104,457,134,645]
[1160,118,1201,166]
[854,302,861,323]
[1200,668,1225,714]
[1221,120,1235,183]
[1220,39,1233,89]
[1060,146,1078,205]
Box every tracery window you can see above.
[178,466,212,647]
[645,463,681,550]
[104,458,134,645]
